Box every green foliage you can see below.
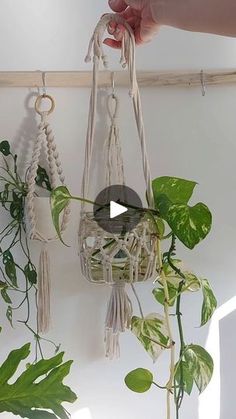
[199,278,217,326]
[153,284,177,307]
[174,361,194,396]
[125,368,153,393]
[0,343,77,418]
[0,140,11,156]
[152,176,197,204]
[3,250,18,287]
[152,176,212,249]
[181,344,214,394]
[131,314,169,361]
[35,165,52,192]
[0,140,76,418]
[50,186,71,244]
[24,263,37,285]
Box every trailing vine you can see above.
[0,140,77,418]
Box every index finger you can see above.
[108,0,128,12]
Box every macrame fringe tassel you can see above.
[37,243,51,334]
[105,283,132,359]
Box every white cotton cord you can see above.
[37,242,51,334]
[26,108,70,334]
[82,13,154,209]
[26,111,70,240]
[105,92,125,188]
[105,283,133,359]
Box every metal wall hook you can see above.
[42,71,47,96]
[200,70,206,97]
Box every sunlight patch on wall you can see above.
[199,296,236,419]
[72,407,93,419]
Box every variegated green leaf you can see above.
[153,285,177,307]
[161,260,200,292]
[152,177,197,205]
[174,360,194,396]
[199,278,217,326]
[165,203,212,250]
[50,186,71,245]
[131,314,169,362]
[184,344,213,393]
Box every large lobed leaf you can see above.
[0,343,77,419]
[152,176,212,249]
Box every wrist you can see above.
[150,0,188,28]
[150,0,167,25]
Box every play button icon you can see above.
[93,184,143,234]
[110,201,128,219]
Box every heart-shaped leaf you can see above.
[0,343,77,418]
[165,203,212,249]
[152,176,197,205]
[0,140,10,156]
[125,368,153,393]
[184,344,213,393]
[131,314,169,361]
[199,278,217,326]
[50,186,71,245]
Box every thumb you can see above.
[109,0,142,12]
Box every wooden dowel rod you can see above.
[0,70,235,88]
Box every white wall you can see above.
[0,1,236,419]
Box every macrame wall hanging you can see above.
[79,14,158,359]
[26,94,70,334]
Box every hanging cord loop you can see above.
[82,13,154,210]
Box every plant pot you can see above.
[78,213,158,284]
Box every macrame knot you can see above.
[105,282,133,359]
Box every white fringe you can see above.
[105,283,132,359]
[37,243,51,334]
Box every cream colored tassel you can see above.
[37,242,51,334]
[105,283,132,359]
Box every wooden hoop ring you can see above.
[35,94,55,115]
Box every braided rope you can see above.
[26,110,70,241]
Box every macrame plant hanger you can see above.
[79,14,158,359]
[26,93,70,334]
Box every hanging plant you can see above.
[51,174,215,419]
[0,140,77,418]
[50,13,216,419]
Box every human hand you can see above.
[104,0,160,47]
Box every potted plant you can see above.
[51,175,215,419]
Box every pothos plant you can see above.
[51,175,216,419]
[0,140,77,418]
